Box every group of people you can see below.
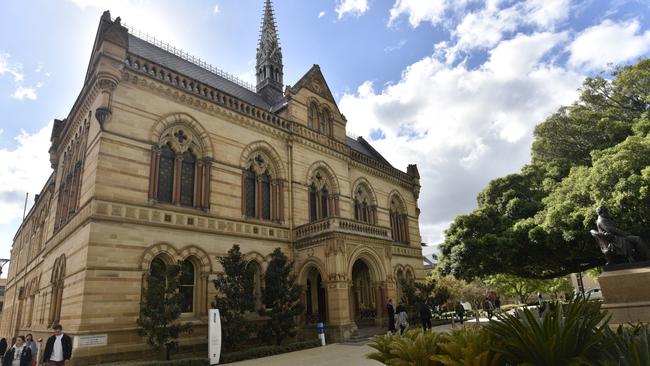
[0,325,72,366]
[385,299,437,334]
[483,294,501,319]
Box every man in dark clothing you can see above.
[42,324,72,366]
[419,302,432,331]
[386,299,396,334]
[455,302,465,325]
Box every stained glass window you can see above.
[309,185,318,222]
[180,150,196,206]
[157,145,175,203]
[245,169,256,217]
[261,172,271,220]
[180,259,195,313]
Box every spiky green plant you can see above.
[388,329,447,366]
[367,332,400,365]
[485,297,610,366]
[603,323,650,366]
[430,327,503,366]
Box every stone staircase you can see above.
[344,326,387,345]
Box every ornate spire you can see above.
[256,0,284,103]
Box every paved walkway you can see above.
[225,319,492,366]
[225,343,383,366]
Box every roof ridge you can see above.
[123,23,256,92]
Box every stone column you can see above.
[325,280,356,342]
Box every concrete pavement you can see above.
[225,343,383,366]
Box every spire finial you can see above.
[256,0,284,103]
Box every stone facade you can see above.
[0,4,424,364]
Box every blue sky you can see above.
[1,0,650,266]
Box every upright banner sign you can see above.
[209,309,222,365]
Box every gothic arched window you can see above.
[180,150,196,207]
[157,145,175,203]
[241,153,283,222]
[308,103,318,129]
[390,196,409,244]
[320,108,331,136]
[244,168,257,217]
[353,183,376,224]
[180,259,196,313]
[308,171,338,222]
[149,126,211,210]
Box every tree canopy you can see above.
[439,59,650,280]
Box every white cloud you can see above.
[0,53,24,83]
[388,0,446,28]
[213,4,219,14]
[568,19,650,70]
[384,39,407,53]
[444,0,572,63]
[11,86,38,100]
[318,11,326,19]
[335,0,369,19]
[339,32,583,254]
[0,123,53,224]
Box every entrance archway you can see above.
[304,266,327,324]
[351,259,376,327]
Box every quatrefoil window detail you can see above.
[174,130,188,143]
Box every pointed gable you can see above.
[290,65,341,114]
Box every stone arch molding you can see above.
[347,246,387,283]
[240,141,286,179]
[140,242,213,273]
[388,190,408,215]
[351,177,378,205]
[297,257,328,285]
[151,112,214,158]
[306,161,340,193]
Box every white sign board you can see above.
[75,334,108,348]
[209,309,222,365]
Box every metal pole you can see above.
[576,271,585,296]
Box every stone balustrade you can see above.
[294,217,392,241]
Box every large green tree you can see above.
[137,260,193,360]
[260,248,304,345]
[212,245,255,351]
[439,59,650,280]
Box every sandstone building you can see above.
[1,2,424,363]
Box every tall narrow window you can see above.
[180,150,196,206]
[261,172,271,220]
[390,197,409,244]
[353,184,376,224]
[309,184,318,222]
[321,188,329,219]
[320,109,330,136]
[308,103,318,129]
[157,144,175,203]
[241,153,282,222]
[244,168,256,217]
[180,259,195,313]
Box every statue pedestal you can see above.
[599,265,650,324]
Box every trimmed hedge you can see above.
[104,339,321,366]
[221,339,321,363]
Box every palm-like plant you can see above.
[367,329,447,366]
[431,327,503,366]
[485,297,610,366]
[603,324,650,366]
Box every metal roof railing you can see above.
[122,23,256,92]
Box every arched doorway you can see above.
[304,266,327,324]
[351,259,376,327]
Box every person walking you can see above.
[494,296,501,312]
[24,336,37,366]
[537,293,544,317]
[2,336,32,366]
[386,299,396,334]
[484,297,495,320]
[42,324,72,366]
[455,302,465,326]
[396,302,408,335]
[0,339,7,363]
[419,302,432,331]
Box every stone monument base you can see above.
[599,265,650,325]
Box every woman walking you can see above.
[2,336,32,366]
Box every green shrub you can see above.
[603,323,650,366]
[367,328,447,366]
[485,297,609,365]
[220,339,321,363]
[430,327,502,366]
